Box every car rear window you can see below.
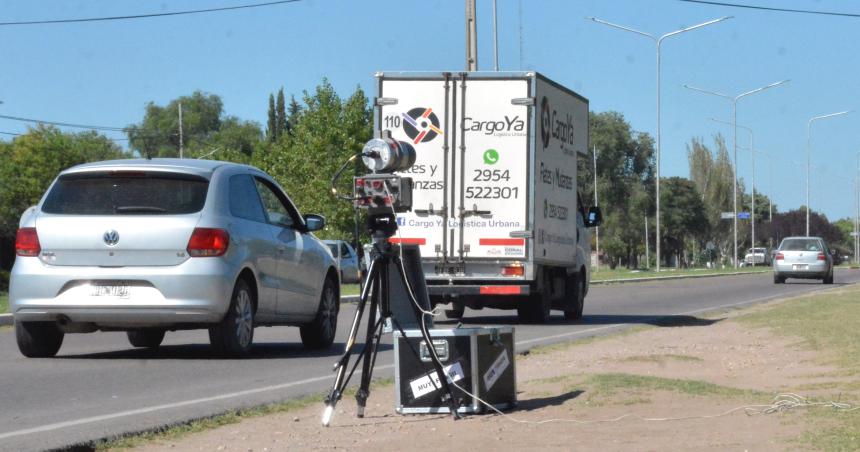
[780,239,821,252]
[42,171,209,215]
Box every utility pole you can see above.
[178,102,184,159]
[593,145,599,271]
[645,216,650,269]
[465,0,478,71]
[493,0,499,71]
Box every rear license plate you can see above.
[792,264,808,271]
[91,284,130,298]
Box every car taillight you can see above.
[818,253,826,261]
[776,253,784,261]
[15,228,41,257]
[501,264,524,277]
[187,228,229,257]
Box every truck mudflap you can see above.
[427,285,531,296]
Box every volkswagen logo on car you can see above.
[103,229,120,246]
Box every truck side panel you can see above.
[532,75,589,267]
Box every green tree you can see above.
[687,134,736,265]
[0,126,125,273]
[254,80,372,240]
[660,176,709,267]
[128,91,223,158]
[266,93,277,143]
[128,91,262,161]
[287,95,302,135]
[580,111,655,268]
[276,88,288,138]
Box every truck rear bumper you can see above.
[427,285,531,297]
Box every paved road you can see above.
[1,270,857,451]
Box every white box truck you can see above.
[375,71,601,323]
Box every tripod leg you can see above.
[322,257,379,426]
[355,278,381,417]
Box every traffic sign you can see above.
[738,212,751,220]
[720,212,734,219]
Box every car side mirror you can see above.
[304,214,326,232]
[585,206,602,228]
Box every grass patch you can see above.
[619,354,704,364]
[590,266,769,282]
[737,285,860,449]
[0,292,7,313]
[526,325,652,357]
[342,284,360,297]
[584,373,761,399]
[98,379,394,450]
[737,285,860,374]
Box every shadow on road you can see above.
[517,390,584,411]
[437,314,723,328]
[55,341,391,360]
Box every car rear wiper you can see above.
[114,206,167,213]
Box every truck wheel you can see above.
[15,320,64,358]
[517,291,550,324]
[563,273,584,320]
[445,303,465,320]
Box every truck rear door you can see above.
[379,74,530,269]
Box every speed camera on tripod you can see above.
[354,132,415,213]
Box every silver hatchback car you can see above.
[10,159,340,357]
[773,236,834,284]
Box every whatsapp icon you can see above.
[483,148,500,165]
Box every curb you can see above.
[591,270,772,285]
[0,313,11,326]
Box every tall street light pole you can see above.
[587,16,732,272]
[711,118,756,262]
[684,79,789,267]
[593,145,599,271]
[806,110,852,236]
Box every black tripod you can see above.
[322,213,460,426]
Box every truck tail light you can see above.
[187,228,229,257]
[501,264,524,276]
[15,227,41,256]
[818,253,826,261]
[775,253,784,261]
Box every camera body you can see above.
[353,173,413,214]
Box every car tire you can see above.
[563,272,584,320]
[209,279,255,357]
[823,271,834,285]
[300,276,340,349]
[127,329,166,348]
[15,320,64,358]
[445,303,465,320]
[773,274,785,284]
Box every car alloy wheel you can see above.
[234,288,254,349]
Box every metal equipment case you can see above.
[394,326,516,414]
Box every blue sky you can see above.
[1,0,858,221]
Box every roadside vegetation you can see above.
[0,292,8,313]
[590,265,769,282]
[739,286,860,449]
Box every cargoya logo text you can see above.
[402,107,443,144]
[463,115,525,137]
[540,96,576,150]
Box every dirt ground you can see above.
[128,300,851,452]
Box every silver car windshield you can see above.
[42,171,208,215]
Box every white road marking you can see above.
[0,278,849,441]
[0,365,393,441]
